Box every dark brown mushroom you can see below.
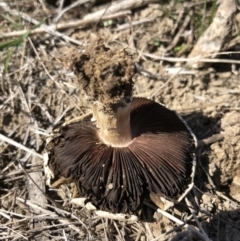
[45,40,196,216]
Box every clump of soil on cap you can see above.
[68,39,136,113]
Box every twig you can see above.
[82,0,157,21]
[0,133,43,159]
[197,118,240,148]
[0,209,27,219]
[55,0,65,21]
[170,9,185,36]
[96,211,138,222]
[0,91,18,110]
[62,112,92,126]
[24,221,83,234]
[143,52,240,65]
[0,2,82,45]
[1,0,152,39]
[0,168,39,179]
[1,226,28,240]
[215,191,240,208]
[30,199,91,232]
[157,208,212,241]
[165,67,197,75]
[197,133,224,148]
[16,197,86,235]
[185,197,211,241]
[54,0,93,22]
[197,150,216,189]
[166,11,192,51]
[135,62,165,81]
[113,220,123,240]
[101,218,108,241]
[115,18,153,31]
[0,210,10,220]
[0,11,130,39]
[37,0,48,12]
[144,222,154,240]
[0,0,158,39]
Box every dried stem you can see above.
[0,0,158,39]
[0,133,43,159]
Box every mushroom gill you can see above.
[45,40,196,216]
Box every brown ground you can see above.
[0,0,240,240]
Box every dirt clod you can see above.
[68,39,136,113]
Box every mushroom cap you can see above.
[47,97,196,214]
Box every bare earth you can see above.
[0,0,240,240]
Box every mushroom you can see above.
[44,40,196,217]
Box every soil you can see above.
[68,39,135,111]
[0,1,240,240]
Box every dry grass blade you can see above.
[157,208,212,241]
[83,0,157,20]
[0,133,43,159]
[0,11,131,38]
[185,197,211,241]
[0,2,82,45]
[16,197,88,235]
[54,0,94,22]
[115,18,153,31]
[144,52,240,65]
[0,0,157,39]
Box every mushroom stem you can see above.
[92,102,132,147]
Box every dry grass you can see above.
[0,0,240,240]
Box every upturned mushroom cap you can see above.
[47,97,196,214]
[45,40,196,216]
